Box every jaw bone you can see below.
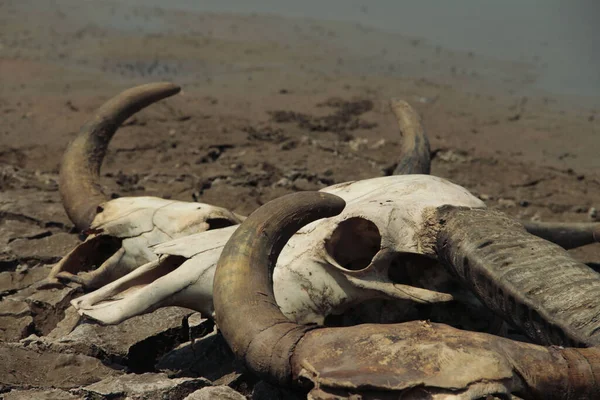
[46,197,244,289]
[70,225,237,324]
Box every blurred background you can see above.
[129,0,600,98]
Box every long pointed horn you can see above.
[213,192,345,385]
[523,220,600,250]
[59,82,181,231]
[390,99,431,175]
[435,205,600,347]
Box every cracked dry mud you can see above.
[1,0,600,399]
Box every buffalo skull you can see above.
[42,83,244,289]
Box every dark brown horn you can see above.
[389,99,597,251]
[390,99,431,175]
[213,191,345,385]
[435,205,600,347]
[59,82,181,231]
[523,220,600,249]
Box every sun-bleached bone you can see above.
[46,197,244,289]
[72,174,485,325]
[35,82,247,289]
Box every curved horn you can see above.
[59,82,181,231]
[435,205,600,347]
[523,220,600,250]
[213,191,345,385]
[390,99,431,175]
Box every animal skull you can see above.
[41,83,244,289]
[47,197,243,289]
[274,174,485,324]
[72,174,487,326]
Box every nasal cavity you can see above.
[206,218,237,230]
[325,217,381,271]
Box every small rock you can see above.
[530,213,542,222]
[8,232,79,264]
[156,330,240,382]
[0,298,33,341]
[436,149,471,163]
[0,191,70,227]
[478,193,491,201]
[292,178,315,191]
[25,285,82,335]
[0,297,29,315]
[46,306,82,339]
[2,388,79,399]
[185,386,245,400]
[589,207,598,221]
[0,343,120,389]
[497,198,517,208]
[370,138,386,149]
[79,372,210,400]
[279,140,298,151]
[573,205,587,214]
[252,380,306,400]
[275,178,292,188]
[38,307,193,371]
[0,315,34,342]
[348,137,368,152]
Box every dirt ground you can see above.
[1,0,599,399]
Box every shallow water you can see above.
[118,0,600,99]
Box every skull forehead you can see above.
[273,175,483,324]
[321,175,483,209]
[92,196,242,238]
[299,175,485,251]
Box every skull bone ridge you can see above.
[46,196,244,289]
[72,175,485,326]
[273,174,486,324]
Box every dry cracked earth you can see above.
[1,1,600,399]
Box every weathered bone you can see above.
[72,175,487,326]
[213,191,600,399]
[42,83,244,289]
[70,225,236,323]
[48,198,243,289]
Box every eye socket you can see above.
[325,217,381,271]
[206,218,237,230]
